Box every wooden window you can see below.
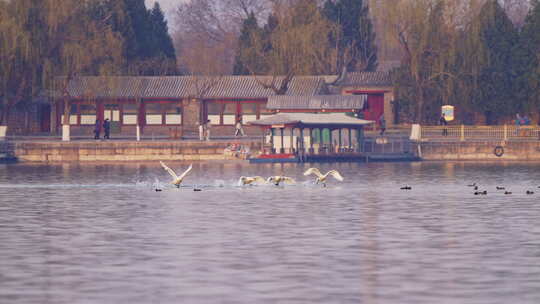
[163,103,182,125]
[145,103,163,125]
[206,100,268,125]
[79,104,97,125]
[223,103,236,125]
[241,103,258,123]
[207,102,223,125]
[122,104,138,125]
[61,104,82,124]
[143,101,183,125]
[104,104,120,122]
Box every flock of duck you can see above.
[399,182,538,195]
[466,183,538,196]
[158,161,344,191]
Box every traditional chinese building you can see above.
[45,72,394,139]
[52,76,327,138]
[334,71,394,126]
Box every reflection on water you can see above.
[1,161,540,304]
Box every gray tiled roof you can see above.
[339,71,392,87]
[249,113,374,126]
[267,95,367,110]
[66,76,327,99]
[66,77,148,98]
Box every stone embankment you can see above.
[8,141,261,162]
[5,139,540,162]
[416,141,540,161]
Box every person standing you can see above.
[515,113,522,135]
[198,121,205,141]
[516,113,522,126]
[439,113,448,136]
[378,115,386,136]
[235,117,245,137]
[205,119,211,141]
[103,118,111,139]
[94,119,101,140]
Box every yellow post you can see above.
[460,125,465,142]
[503,124,508,141]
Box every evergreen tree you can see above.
[149,3,176,59]
[102,0,177,75]
[474,0,519,124]
[125,0,151,60]
[515,0,540,118]
[233,12,261,75]
[147,3,177,75]
[323,0,378,71]
[261,13,278,58]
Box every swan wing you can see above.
[160,161,178,179]
[304,168,323,178]
[178,164,193,180]
[253,176,267,184]
[327,170,344,181]
[283,177,296,184]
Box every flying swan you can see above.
[238,176,267,186]
[160,161,193,188]
[267,176,296,186]
[303,168,344,186]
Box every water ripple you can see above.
[1,161,540,303]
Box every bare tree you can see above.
[373,0,470,122]
[239,0,340,94]
[0,6,31,129]
[37,0,125,140]
[176,31,237,75]
[173,0,271,75]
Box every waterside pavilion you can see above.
[249,112,373,162]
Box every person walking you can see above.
[103,118,111,139]
[378,115,386,136]
[94,119,101,140]
[439,113,448,136]
[205,119,211,141]
[235,117,245,137]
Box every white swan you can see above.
[267,176,296,186]
[239,176,266,186]
[160,161,193,188]
[303,168,344,185]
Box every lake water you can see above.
[1,161,540,304]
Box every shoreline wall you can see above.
[6,140,540,162]
[9,141,261,162]
[417,141,540,161]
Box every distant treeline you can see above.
[1,0,540,126]
[231,0,378,77]
[385,0,540,124]
[0,0,176,124]
[176,0,540,125]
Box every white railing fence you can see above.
[418,125,540,141]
